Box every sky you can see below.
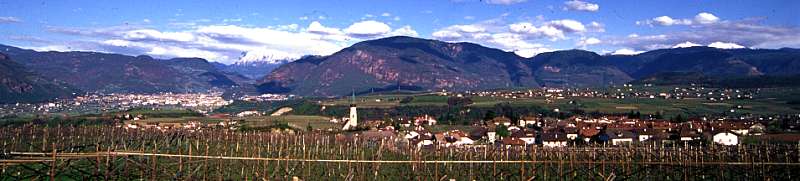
[0,0,798,64]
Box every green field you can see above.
[238,115,337,130]
[317,87,800,118]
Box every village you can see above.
[118,99,800,150]
[0,92,233,116]
[461,84,757,102]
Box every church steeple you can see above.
[344,90,358,130]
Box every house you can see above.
[749,123,766,135]
[579,127,600,142]
[404,131,420,140]
[235,110,261,117]
[501,137,527,147]
[414,115,437,126]
[541,132,568,147]
[711,131,739,146]
[491,116,512,126]
[519,129,537,145]
[634,128,656,142]
[434,133,448,146]
[446,131,474,146]
[730,122,751,135]
[519,116,539,126]
[606,130,636,146]
[415,134,434,147]
[469,127,488,141]
[398,118,412,127]
[487,131,497,144]
[564,127,579,140]
[679,130,700,141]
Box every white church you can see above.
[342,93,358,130]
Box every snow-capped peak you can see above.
[235,49,301,65]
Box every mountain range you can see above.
[217,50,299,79]
[257,36,800,96]
[2,36,800,102]
[0,44,254,103]
[0,52,78,103]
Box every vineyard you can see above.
[2,126,800,180]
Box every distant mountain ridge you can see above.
[0,52,78,103]
[257,36,800,96]
[0,44,251,95]
[214,50,299,79]
[2,36,799,101]
[257,36,540,96]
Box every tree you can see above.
[399,96,414,104]
[496,125,510,138]
[484,110,497,121]
[447,97,473,107]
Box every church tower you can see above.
[343,91,358,130]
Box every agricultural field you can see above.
[316,87,800,118]
[2,126,799,180]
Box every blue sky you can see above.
[1,0,798,64]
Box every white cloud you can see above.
[643,12,720,26]
[484,0,527,5]
[39,19,423,64]
[486,33,550,58]
[432,30,463,40]
[307,21,343,35]
[547,19,586,32]
[122,29,195,42]
[431,18,565,57]
[509,22,566,40]
[0,16,22,23]
[694,12,720,24]
[610,19,800,51]
[708,42,745,49]
[672,41,702,48]
[588,21,605,32]
[577,37,601,47]
[343,20,392,37]
[564,0,599,12]
[299,16,309,20]
[389,25,419,37]
[275,24,299,31]
[393,16,401,21]
[611,48,644,55]
[381,13,391,17]
[451,25,486,33]
[651,16,692,26]
[237,48,302,64]
[464,16,475,20]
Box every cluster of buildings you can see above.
[343,111,781,149]
[237,94,294,102]
[456,85,757,102]
[73,92,232,113]
[0,92,233,116]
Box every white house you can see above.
[607,130,636,146]
[541,132,568,147]
[712,132,739,146]
[487,131,497,143]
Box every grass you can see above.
[239,115,337,131]
[313,87,800,118]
